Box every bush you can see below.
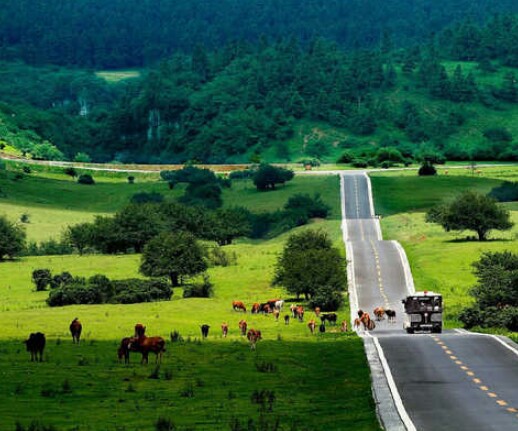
[127,175,135,184]
[489,181,518,202]
[284,193,330,218]
[337,151,355,163]
[351,158,368,168]
[207,246,237,267]
[418,162,437,176]
[32,269,52,291]
[77,174,95,185]
[0,215,26,260]
[253,164,294,191]
[308,286,344,311]
[22,166,32,174]
[25,239,73,256]
[63,167,77,178]
[228,169,255,180]
[183,275,213,298]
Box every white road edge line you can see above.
[364,172,383,241]
[341,173,417,431]
[366,332,418,431]
[455,329,518,358]
[392,240,416,296]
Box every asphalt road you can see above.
[341,172,518,431]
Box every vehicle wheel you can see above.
[406,327,414,334]
[433,327,442,334]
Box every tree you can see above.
[253,164,294,191]
[66,223,95,255]
[64,167,77,180]
[459,251,518,331]
[207,207,252,246]
[140,232,207,286]
[32,269,52,291]
[0,215,26,260]
[418,161,437,176]
[273,230,346,308]
[426,191,514,240]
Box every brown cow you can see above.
[273,309,280,321]
[361,313,375,331]
[128,336,166,364]
[373,307,385,321]
[353,318,362,330]
[307,320,316,334]
[247,329,262,350]
[267,299,280,309]
[340,320,348,332]
[314,307,321,317]
[294,306,304,322]
[24,332,45,362]
[221,323,229,338]
[69,317,82,344]
[134,323,146,338]
[251,303,261,314]
[232,301,247,312]
[238,320,248,336]
[261,303,271,314]
[117,337,131,364]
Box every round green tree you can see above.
[140,231,207,286]
[0,215,26,260]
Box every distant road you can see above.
[341,173,518,431]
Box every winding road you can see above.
[340,172,518,431]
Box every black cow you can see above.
[385,309,397,323]
[24,332,46,362]
[320,313,338,325]
[319,323,326,333]
[201,324,210,338]
[284,315,290,325]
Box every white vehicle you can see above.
[402,291,442,334]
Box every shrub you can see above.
[207,246,237,267]
[32,269,52,291]
[155,418,176,431]
[127,175,135,184]
[0,215,26,260]
[183,275,213,298]
[22,166,32,174]
[489,181,518,202]
[284,193,330,219]
[20,213,30,223]
[63,167,77,178]
[25,239,73,256]
[228,169,255,180]
[253,164,294,191]
[418,162,437,176]
[351,158,368,168]
[130,192,164,204]
[337,151,355,163]
[77,174,95,185]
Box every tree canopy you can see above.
[426,191,514,240]
[0,215,26,260]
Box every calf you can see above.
[247,329,262,350]
[340,320,348,332]
[238,320,248,336]
[201,324,210,339]
[284,315,290,325]
[273,309,280,321]
[295,306,304,322]
[251,303,261,314]
[69,317,82,344]
[290,304,297,318]
[221,323,229,338]
[117,337,131,364]
[373,307,385,321]
[134,323,146,338]
[307,320,316,334]
[320,313,337,325]
[353,318,362,331]
[319,323,326,333]
[24,332,46,362]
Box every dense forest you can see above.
[1,0,517,68]
[0,2,517,163]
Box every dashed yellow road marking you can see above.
[507,407,517,413]
[460,365,469,370]
[450,355,457,360]
[445,350,452,354]
[497,400,508,406]
[480,386,488,391]
[455,360,463,365]
[488,393,497,398]
[466,371,474,376]
[473,378,481,384]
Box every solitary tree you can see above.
[32,269,52,291]
[140,232,207,286]
[426,191,513,240]
[253,164,294,191]
[273,230,346,309]
[0,215,26,260]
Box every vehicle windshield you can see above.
[404,296,442,312]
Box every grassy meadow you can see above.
[0,170,380,431]
[370,167,518,331]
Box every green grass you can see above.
[0,222,379,431]
[0,170,379,430]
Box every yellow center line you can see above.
[497,400,508,406]
[473,378,481,384]
[466,371,475,376]
[507,407,517,413]
[480,386,488,391]
[488,393,497,398]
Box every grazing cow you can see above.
[294,306,305,322]
[340,320,348,332]
[314,307,321,317]
[246,329,262,350]
[24,332,45,362]
[357,309,364,319]
[221,323,229,338]
[201,324,210,339]
[267,299,280,309]
[128,336,166,364]
[273,309,280,321]
[251,303,261,314]
[274,300,284,311]
[290,304,297,317]
[117,337,131,364]
[232,301,247,313]
[238,320,248,336]
[69,318,82,344]
[260,303,271,314]
[361,313,375,331]
[320,313,338,325]
[307,320,316,334]
[134,323,146,338]
[284,315,290,325]
[373,307,385,321]
[385,309,396,323]
[319,323,326,333]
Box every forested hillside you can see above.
[0,3,516,164]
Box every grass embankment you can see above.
[0,171,380,430]
[370,168,518,332]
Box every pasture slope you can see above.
[0,170,381,431]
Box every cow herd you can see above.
[22,304,396,364]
